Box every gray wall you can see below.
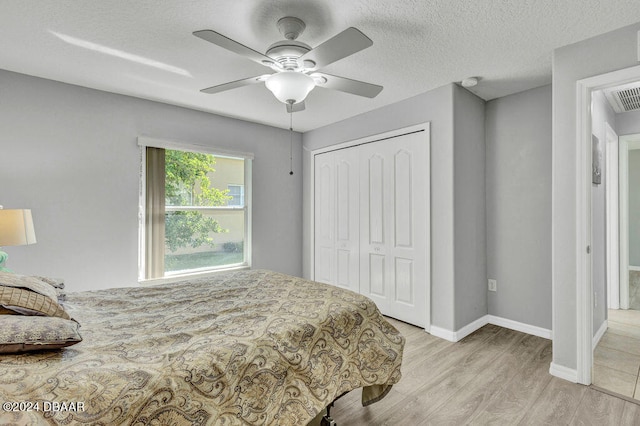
[485,85,552,330]
[0,69,303,291]
[453,85,487,330]
[629,150,640,267]
[591,90,617,334]
[617,109,640,135]
[552,22,640,371]
[303,84,457,331]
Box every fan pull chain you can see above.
[289,109,294,176]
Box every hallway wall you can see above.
[485,85,552,330]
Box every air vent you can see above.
[604,82,640,113]
[617,87,640,112]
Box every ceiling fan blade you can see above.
[312,73,383,98]
[286,101,306,113]
[193,30,279,69]
[201,75,270,95]
[300,27,373,69]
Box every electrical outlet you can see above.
[488,279,497,292]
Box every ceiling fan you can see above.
[193,17,383,112]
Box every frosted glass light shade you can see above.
[0,209,37,246]
[265,71,315,104]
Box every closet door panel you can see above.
[335,151,360,292]
[368,154,386,245]
[394,150,413,248]
[360,131,429,327]
[394,257,414,305]
[360,144,392,312]
[368,253,386,297]
[314,149,359,293]
[314,152,335,284]
[388,132,429,326]
[336,160,351,241]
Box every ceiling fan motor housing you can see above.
[266,40,311,70]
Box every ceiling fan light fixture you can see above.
[265,71,315,104]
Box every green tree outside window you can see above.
[165,150,232,252]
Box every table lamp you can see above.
[0,207,37,272]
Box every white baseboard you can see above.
[593,320,608,350]
[454,316,490,341]
[486,315,552,340]
[629,265,640,271]
[428,325,457,342]
[429,317,490,342]
[428,315,552,343]
[549,362,578,383]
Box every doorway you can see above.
[592,120,640,398]
[619,134,640,311]
[576,64,640,386]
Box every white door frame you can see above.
[605,123,619,310]
[576,64,640,385]
[619,134,640,310]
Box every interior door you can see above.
[359,131,429,326]
[314,149,360,293]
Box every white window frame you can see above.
[137,136,253,284]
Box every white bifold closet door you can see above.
[314,128,429,327]
[359,132,428,326]
[314,148,360,294]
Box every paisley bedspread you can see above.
[0,269,404,425]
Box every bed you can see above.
[0,269,404,425]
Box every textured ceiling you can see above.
[1,1,640,132]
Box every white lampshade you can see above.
[0,209,37,246]
[265,71,315,104]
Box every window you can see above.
[227,185,245,206]
[139,138,252,280]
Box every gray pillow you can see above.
[0,315,82,353]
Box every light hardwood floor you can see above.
[331,318,640,425]
[593,309,640,399]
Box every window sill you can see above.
[138,264,250,286]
